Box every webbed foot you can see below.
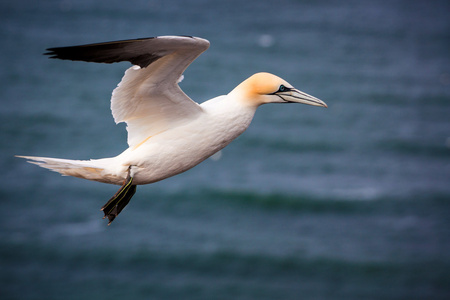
[101,168,137,225]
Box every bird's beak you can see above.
[278,88,327,108]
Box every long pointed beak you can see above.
[279,88,328,108]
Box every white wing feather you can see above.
[111,64,201,147]
[110,36,209,147]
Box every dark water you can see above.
[1,0,450,299]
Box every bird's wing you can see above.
[45,36,210,147]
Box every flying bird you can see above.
[18,36,327,225]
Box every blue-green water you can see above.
[1,0,450,299]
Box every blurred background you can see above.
[1,0,449,299]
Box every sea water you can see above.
[1,0,449,299]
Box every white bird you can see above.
[18,36,327,224]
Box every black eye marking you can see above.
[269,84,291,96]
[278,84,287,92]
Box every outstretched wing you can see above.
[46,36,210,148]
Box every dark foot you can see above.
[101,169,137,225]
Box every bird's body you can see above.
[18,36,327,224]
[88,93,255,186]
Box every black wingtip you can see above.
[41,37,163,67]
[44,49,58,58]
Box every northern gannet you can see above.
[18,36,327,225]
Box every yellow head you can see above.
[230,72,327,108]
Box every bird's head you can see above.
[230,72,327,108]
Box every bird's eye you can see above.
[278,85,287,92]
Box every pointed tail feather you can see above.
[16,155,123,184]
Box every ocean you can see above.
[1,0,449,299]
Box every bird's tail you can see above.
[16,155,124,185]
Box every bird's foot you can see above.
[101,169,137,225]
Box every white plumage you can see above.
[18,36,327,224]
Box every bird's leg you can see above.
[101,167,137,225]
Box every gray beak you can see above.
[278,88,327,108]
